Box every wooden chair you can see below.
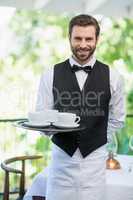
[1,155,43,200]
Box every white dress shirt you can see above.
[36,55,125,144]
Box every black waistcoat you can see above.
[52,59,111,157]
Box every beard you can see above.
[71,45,96,63]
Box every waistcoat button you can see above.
[76,134,80,144]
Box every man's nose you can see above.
[80,39,87,48]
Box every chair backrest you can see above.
[1,155,43,200]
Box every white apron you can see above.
[46,144,107,200]
[23,144,107,200]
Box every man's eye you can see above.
[86,38,93,41]
[75,37,81,41]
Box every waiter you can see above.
[25,14,125,200]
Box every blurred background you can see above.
[0,0,133,197]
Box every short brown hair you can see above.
[69,14,100,38]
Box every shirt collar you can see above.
[69,55,96,68]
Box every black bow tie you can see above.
[71,64,92,73]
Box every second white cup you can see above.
[57,112,80,125]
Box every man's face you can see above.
[69,25,98,64]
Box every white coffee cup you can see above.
[44,109,59,123]
[58,112,80,125]
[28,109,59,124]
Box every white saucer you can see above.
[53,122,79,128]
[24,121,50,127]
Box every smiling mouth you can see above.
[78,48,91,52]
[78,50,89,55]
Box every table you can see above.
[106,155,133,200]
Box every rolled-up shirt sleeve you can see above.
[35,68,54,111]
[35,67,54,137]
[107,68,126,142]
